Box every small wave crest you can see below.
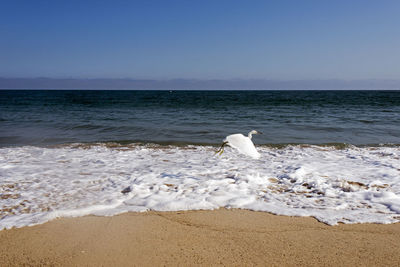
[51,141,400,150]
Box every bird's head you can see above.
[250,130,262,135]
[248,130,262,138]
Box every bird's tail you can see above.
[215,141,228,156]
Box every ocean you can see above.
[1,90,400,228]
[1,90,400,146]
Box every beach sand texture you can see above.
[1,209,399,266]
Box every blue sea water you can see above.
[1,90,400,227]
[0,90,399,147]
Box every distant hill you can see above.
[0,77,399,90]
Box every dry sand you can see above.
[1,209,399,266]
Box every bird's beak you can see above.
[257,131,263,134]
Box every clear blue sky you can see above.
[1,0,399,80]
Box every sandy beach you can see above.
[1,209,399,266]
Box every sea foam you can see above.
[1,144,400,229]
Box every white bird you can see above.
[216,130,262,159]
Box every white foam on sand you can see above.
[1,144,400,229]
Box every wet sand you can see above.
[1,209,399,266]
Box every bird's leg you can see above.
[215,141,228,156]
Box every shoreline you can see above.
[2,145,399,227]
[1,209,399,266]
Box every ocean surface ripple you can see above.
[1,90,400,146]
